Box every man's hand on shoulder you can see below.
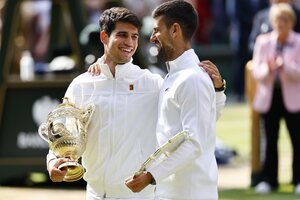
[199,60,225,91]
[87,62,101,76]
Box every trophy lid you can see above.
[47,97,83,122]
[59,97,76,108]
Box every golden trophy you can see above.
[38,97,95,182]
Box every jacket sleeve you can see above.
[215,91,226,121]
[252,35,273,82]
[282,35,300,81]
[64,80,77,101]
[148,73,215,183]
[46,150,57,167]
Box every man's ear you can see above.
[171,23,181,38]
[100,31,108,44]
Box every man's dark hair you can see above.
[99,7,142,36]
[152,0,198,41]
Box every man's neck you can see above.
[169,46,191,62]
[102,55,116,77]
[169,39,191,61]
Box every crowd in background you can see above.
[2,0,300,99]
[0,0,300,195]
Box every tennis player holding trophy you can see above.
[38,97,95,182]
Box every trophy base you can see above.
[58,161,85,182]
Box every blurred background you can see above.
[0,0,299,199]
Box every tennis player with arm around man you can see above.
[46,4,225,200]
[125,1,221,200]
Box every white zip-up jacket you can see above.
[62,57,162,199]
[148,49,219,200]
[47,55,225,200]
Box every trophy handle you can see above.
[38,123,50,143]
[82,104,95,128]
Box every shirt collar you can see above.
[96,56,133,79]
[165,49,200,74]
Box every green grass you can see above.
[217,102,295,199]
[216,103,251,158]
[220,185,300,200]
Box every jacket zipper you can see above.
[103,78,116,196]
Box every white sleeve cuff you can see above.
[46,150,57,166]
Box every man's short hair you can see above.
[152,0,198,41]
[99,7,142,36]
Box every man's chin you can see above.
[118,58,131,65]
[158,50,167,61]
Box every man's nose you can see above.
[150,34,156,43]
[124,37,134,46]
